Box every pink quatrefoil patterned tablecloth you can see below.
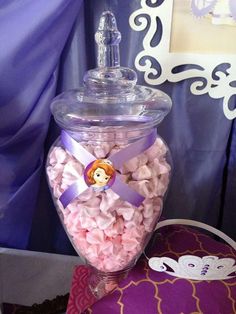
[67,225,236,314]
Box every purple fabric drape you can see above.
[221,120,236,239]
[1,0,235,253]
[0,0,82,249]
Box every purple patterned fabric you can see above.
[88,225,236,314]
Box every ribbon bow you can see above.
[59,130,157,208]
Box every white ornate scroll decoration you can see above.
[129,0,236,120]
[149,255,236,280]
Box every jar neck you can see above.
[65,126,157,144]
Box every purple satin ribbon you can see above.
[59,178,88,209]
[59,129,157,208]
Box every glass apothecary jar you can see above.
[46,11,172,299]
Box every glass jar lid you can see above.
[51,11,172,133]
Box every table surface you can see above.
[0,247,82,308]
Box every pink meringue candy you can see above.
[145,137,168,162]
[48,146,68,165]
[93,142,113,159]
[132,165,152,181]
[46,136,171,272]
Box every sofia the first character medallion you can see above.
[84,159,116,192]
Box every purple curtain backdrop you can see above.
[0,0,235,254]
[0,0,82,249]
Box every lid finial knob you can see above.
[95,11,121,68]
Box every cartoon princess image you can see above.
[86,159,116,192]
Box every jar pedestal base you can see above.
[88,266,132,300]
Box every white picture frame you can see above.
[129,0,236,120]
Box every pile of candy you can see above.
[47,136,171,272]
